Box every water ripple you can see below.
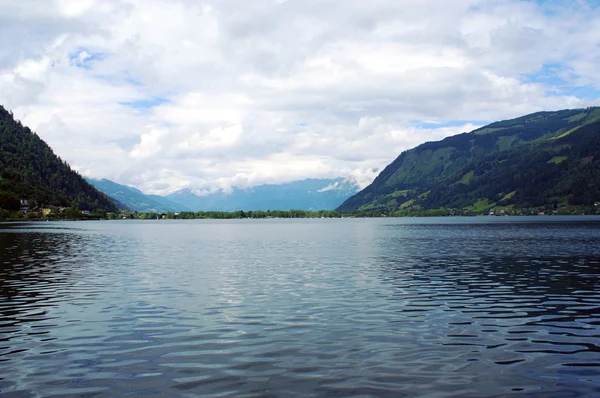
[0,218,599,397]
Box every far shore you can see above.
[2,213,600,223]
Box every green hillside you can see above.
[0,105,118,213]
[338,107,600,213]
[86,178,189,213]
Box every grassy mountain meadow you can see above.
[0,105,117,216]
[338,107,600,214]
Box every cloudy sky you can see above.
[1,0,599,194]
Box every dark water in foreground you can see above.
[0,217,599,397]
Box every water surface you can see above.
[1,217,599,397]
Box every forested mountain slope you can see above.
[0,106,117,212]
[338,107,600,212]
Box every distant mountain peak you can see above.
[167,177,360,211]
[317,178,359,193]
[87,176,360,212]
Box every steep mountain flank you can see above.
[0,106,117,212]
[338,107,600,212]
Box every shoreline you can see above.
[2,214,600,223]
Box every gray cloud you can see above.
[0,0,599,193]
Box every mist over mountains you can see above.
[88,177,360,213]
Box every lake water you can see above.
[1,217,599,397]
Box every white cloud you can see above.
[130,128,165,160]
[1,0,600,195]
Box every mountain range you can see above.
[338,107,600,213]
[3,102,600,217]
[88,177,360,212]
[85,178,188,213]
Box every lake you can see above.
[1,217,599,397]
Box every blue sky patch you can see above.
[564,85,600,100]
[120,97,170,110]
[124,77,143,86]
[534,0,563,16]
[523,62,571,86]
[69,49,106,69]
[524,62,600,100]
[535,0,600,16]
[412,120,489,129]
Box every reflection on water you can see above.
[0,218,599,397]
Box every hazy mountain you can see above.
[167,178,360,211]
[0,105,117,212]
[338,107,600,213]
[86,178,189,213]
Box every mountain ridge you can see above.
[88,177,360,212]
[85,178,188,213]
[166,177,360,211]
[338,107,600,213]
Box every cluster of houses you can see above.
[19,199,90,216]
[116,213,169,219]
[488,202,600,216]
[488,208,516,216]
